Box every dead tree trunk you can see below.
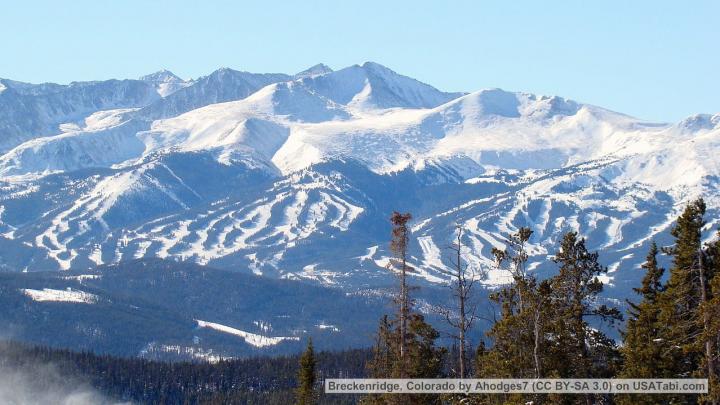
[390,212,413,366]
[455,227,467,379]
[698,249,717,405]
[533,307,542,379]
[440,224,480,379]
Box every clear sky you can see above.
[2,0,718,122]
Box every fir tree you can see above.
[549,231,622,405]
[296,338,317,405]
[623,198,716,404]
[701,231,720,404]
[656,199,707,394]
[618,242,669,405]
[706,269,720,404]
[633,241,665,303]
[551,232,621,371]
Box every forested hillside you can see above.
[1,198,718,404]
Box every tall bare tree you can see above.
[437,224,482,379]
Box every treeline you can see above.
[0,340,370,404]
[358,198,720,405]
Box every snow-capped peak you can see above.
[140,69,184,83]
[134,68,291,120]
[140,69,191,97]
[292,62,464,110]
[675,113,720,133]
[1,63,720,308]
[449,88,586,119]
[359,61,396,74]
[294,63,334,79]
[199,68,292,90]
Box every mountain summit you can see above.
[139,69,190,97]
[139,69,184,83]
[294,63,334,79]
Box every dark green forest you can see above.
[0,340,369,404]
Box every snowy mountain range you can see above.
[1,61,719,306]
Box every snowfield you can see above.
[22,288,98,304]
[196,320,299,348]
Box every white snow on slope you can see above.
[0,118,147,177]
[4,70,719,195]
[140,342,224,363]
[101,179,365,269]
[417,236,447,271]
[22,288,98,303]
[316,323,340,332]
[1,64,719,293]
[357,245,378,262]
[196,320,299,347]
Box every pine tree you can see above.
[474,227,554,405]
[365,314,446,405]
[633,241,665,304]
[480,227,552,380]
[404,313,446,381]
[656,199,707,396]
[706,269,720,404]
[296,338,316,405]
[367,315,394,383]
[618,242,669,405]
[549,231,622,405]
[476,231,622,404]
[698,238,717,405]
[701,231,720,404]
[619,198,716,405]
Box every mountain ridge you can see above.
[0,62,718,311]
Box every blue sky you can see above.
[2,0,718,122]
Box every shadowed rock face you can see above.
[134,68,293,121]
[0,78,161,153]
